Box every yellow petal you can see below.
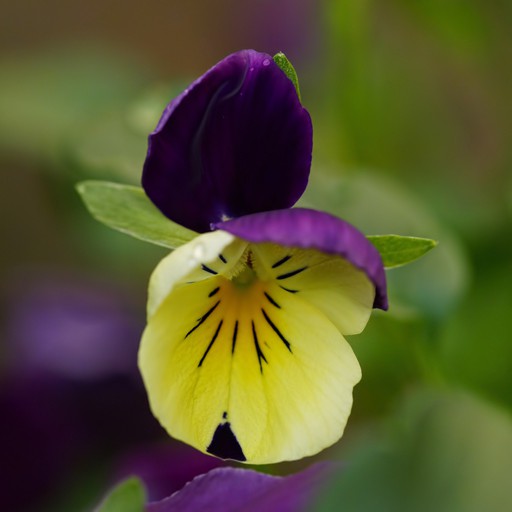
[139,272,362,464]
[146,231,247,318]
[252,243,375,335]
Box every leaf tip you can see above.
[75,180,87,195]
[273,52,301,100]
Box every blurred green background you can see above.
[1,1,511,511]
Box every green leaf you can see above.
[95,477,146,512]
[273,52,301,100]
[76,180,198,249]
[367,235,437,269]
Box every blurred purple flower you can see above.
[0,272,162,511]
[146,463,335,512]
[6,272,142,380]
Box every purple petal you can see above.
[142,50,312,233]
[146,463,335,512]
[214,208,388,310]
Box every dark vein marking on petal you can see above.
[207,422,246,461]
[276,266,307,280]
[246,251,254,269]
[198,320,223,367]
[252,321,268,373]
[264,292,281,309]
[201,264,218,275]
[208,286,220,297]
[279,285,299,294]
[231,320,239,354]
[222,411,228,420]
[272,254,292,268]
[218,253,227,264]
[185,301,220,338]
[261,309,292,352]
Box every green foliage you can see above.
[76,181,198,249]
[438,263,512,409]
[300,171,469,319]
[70,111,147,183]
[367,235,437,268]
[317,388,512,512]
[350,313,426,416]
[95,477,145,512]
[273,52,301,100]
[0,46,148,163]
[69,84,182,183]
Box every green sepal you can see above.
[273,52,301,100]
[95,477,146,512]
[367,235,438,269]
[76,180,198,249]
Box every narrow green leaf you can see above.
[77,180,198,249]
[273,52,301,100]
[95,477,145,512]
[367,235,438,269]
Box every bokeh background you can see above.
[1,1,511,510]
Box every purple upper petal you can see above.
[142,50,312,233]
[146,463,335,512]
[215,208,388,310]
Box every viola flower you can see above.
[138,50,387,464]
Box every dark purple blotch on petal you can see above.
[215,208,388,310]
[142,50,312,233]
[146,463,335,512]
[206,422,246,462]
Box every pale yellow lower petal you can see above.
[252,243,375,335]
[139,273,362,464]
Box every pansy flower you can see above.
[137,50,387,465]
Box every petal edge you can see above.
[215,208,388,310]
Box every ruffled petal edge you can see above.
[214,208,388,310]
